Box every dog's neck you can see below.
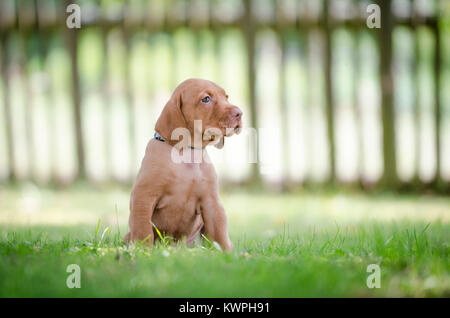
[154,131,205,150]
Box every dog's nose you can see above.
[230,107,242,119]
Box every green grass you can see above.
[0,185,449,297]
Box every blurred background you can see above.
[0,0,449,193]
[2,1,450,298]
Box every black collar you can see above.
[154,132,203,150]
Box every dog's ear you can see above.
[155,89,186,144]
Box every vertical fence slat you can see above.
[0,34,16,182]
[413,21,421,184]
[41,33,54,182]
[276,0,290,186]
[65,0,86,179]
[243,0,261,185]
[378,0,398,187]
[209,1,221,81]
[353,29,365,187]
[101,26,112,181]
[324,0,336,183]
[433,19,442,186]
[23,32,35,180]
[278,33,290,185]
[123,14,137,180]
[304,29,313,184]
[34,0,53,182]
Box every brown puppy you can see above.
[124,79,243,252]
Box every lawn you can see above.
[0,185,449,297]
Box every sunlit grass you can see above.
[0,185,449,297]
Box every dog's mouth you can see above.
[228,124,242,136]
[202,120,242,147]
[223,119,243,137]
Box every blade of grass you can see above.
[151,221,163,241]
[99,227,110,246]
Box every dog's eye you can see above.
[201,96,211,103]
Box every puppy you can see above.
[124,79,243,252]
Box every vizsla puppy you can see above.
[124,79,243,252]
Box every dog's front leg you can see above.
[126,193,159,246]
[201,195,233,252]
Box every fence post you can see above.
[123,4,137,181]
[0,34,16,182]
[352,30,365,187]
[275,0,290,187]
[243,0,261,185]
[65,0,86,179]
[412,16,421,185]
[378,0,397,188]
[101,25,112,181]
[432,20,442,187]
[324,0,336,183]
[23,32,35,181]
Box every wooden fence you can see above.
[0,0,448,192]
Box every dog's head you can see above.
[155,78,243,149]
